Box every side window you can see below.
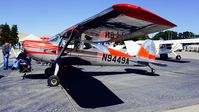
[67,40,75,49]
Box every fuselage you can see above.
[23,40,60,63]
[22,39,151,67]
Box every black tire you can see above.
[176,55,181,60]
[48,75,60,87]
[45,67,53,77]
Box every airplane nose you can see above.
[22,40,43,61]
[22,40,30,51]
[22,40,38,53]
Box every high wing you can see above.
[64,4,176,42]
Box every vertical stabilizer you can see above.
[124,40,141,56]
[124,40,156,60]
[142,39,156,60]
[143,39,156,56]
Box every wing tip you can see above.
[112,4,176,27]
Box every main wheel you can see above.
[48,75,60,87]
[176,55,181,60]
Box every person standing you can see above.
[2,41,11,70]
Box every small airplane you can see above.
[23,4,176,86]
[137,38,199,60]
[136,39,183,60]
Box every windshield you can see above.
[47,34,62,45]
[47,30,71,47]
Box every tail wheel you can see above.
[48,75,60,87]
[151,68,155,74]
[148,64,155,74]
[176,55,181,60]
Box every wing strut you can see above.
[57,26,79,60]
[48,26,79,87]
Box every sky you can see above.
[0,0,199,36]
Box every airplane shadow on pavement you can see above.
[24,74,47,79]
[156,58,190,63]
[124,68,159,76]
[59,66,124,108]
[59,66,159,108]
[24,66,159,108]
[85,68,160,77]
[0,75,4,79]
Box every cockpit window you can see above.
[47,31,70,47]
[47,34,62,45]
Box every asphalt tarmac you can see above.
[1,52,199,112]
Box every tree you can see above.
[165,30,178,40]
[178,32,184,39]
[182,31,194,39]
[10,25,18,45]
[152,30,178,40]
[0,23,10,43]
[152,31,166,40]
[135,35,150,41]
[0,23,18,45]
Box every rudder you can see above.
[124,39,156,60]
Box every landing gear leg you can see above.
[48,63,60,87]
[148,64,155,74]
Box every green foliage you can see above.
[0,23,18,45]
[131,35,150,41]
[151,30,195,40]
[152,32,166,40]
[0,23,10,43]
[181,31,195,39]
[10,25,18,44]
[152,31,178,40]
[136,35,150,41]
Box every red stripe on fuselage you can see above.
[26,50,58,55]
[148,54,156,60]
[23,40,59,50]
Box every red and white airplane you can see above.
[23,4,176,86]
